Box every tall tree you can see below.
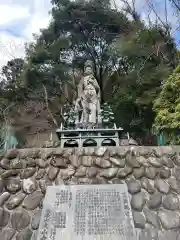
[1,58,25,91]
[27,0,133,103]
[153,65,180,144]
[109,25,177,136]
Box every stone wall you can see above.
[0,146,180,239]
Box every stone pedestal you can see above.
[56,128,123,148]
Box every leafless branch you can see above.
[42,84,58,127]
[171,0,180,12]
[147,0,170,33]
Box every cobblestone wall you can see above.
[1,146,180,239]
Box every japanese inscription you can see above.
[38,184,136,240]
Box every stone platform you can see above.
[56,128,123,148]
[0,146,180,239]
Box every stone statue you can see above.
[74,61,101,127]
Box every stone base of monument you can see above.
[56,128,124,148]
[37,184,136,240]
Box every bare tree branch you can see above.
[171,0,180,12]
[42,84,58,127]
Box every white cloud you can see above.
[23,0,51,40]
[0,0,179,71]
[0,0,52,70]
[0,4,30,25]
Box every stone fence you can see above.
[0,146,180,239]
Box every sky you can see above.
[0,0,52,69]
[0,0,179,70]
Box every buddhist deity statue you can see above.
[74,61,101,127]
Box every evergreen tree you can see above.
[153,65,180,144]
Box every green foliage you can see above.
[100,103,115,128]
[109,25,177,134]
[153,65,180,141]
[1,58,25,90]
[45,0,133,102]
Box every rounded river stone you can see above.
[0,192,10,206]
[68,176,79,185]
[163,194,179,210]
[31,209,42,230]
[82,156,94,167]
[145,167,157,179]
[0,228,15,240]
[23,178,37,194]
[1,169,20,179]
[143,208,160,228]
[139,228,158,240]
[59,167,75,180]
[1,158,10,169]
[168,178,180,193]
[39,179,46,193]
[173,167,180,181]
[109,157,125,167]
[48,166,59,180]
[155,179,169,194]
[55,172,65,185]
[51,157,68,168]
[10,158,23,169]
[36,158,48,168]
[99,168,118,178]
[11,209,30,231]
[96,177,109,184]
[111,178,124,184]
[74,166,86,177]
[26,158,36,167]
[0,178,4,193]
[16,228,33,240]
[20,168,36,179]
[0,207,10,229]
[136,156,148,166]
[86,167,98,178]
[36,169,46,180]
[148,157,162,167]
[148,192,162,209]
[6,193,26,210]
[5,178,21,193]
[173,155,180,166]
[158,230,178,240]
[78,178,92,184]
[161,156,174,168]
[127,179,141,194]
[160,167,171,179]
[158,209,180,229]
[126,154,140,168]
[5,149,18,159]
[131,192,145,211]
[95,158,111,168]
[69,155,81,168]
[133,167,144,179]
[23,190,43,210]
[132,211,146,229]
[95,147,107,156]
[141,178,155,194]
[117,166,132,178]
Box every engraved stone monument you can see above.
[37,184,136,240]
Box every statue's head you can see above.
[84,60,93,75]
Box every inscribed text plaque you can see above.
[37,184,136,240]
